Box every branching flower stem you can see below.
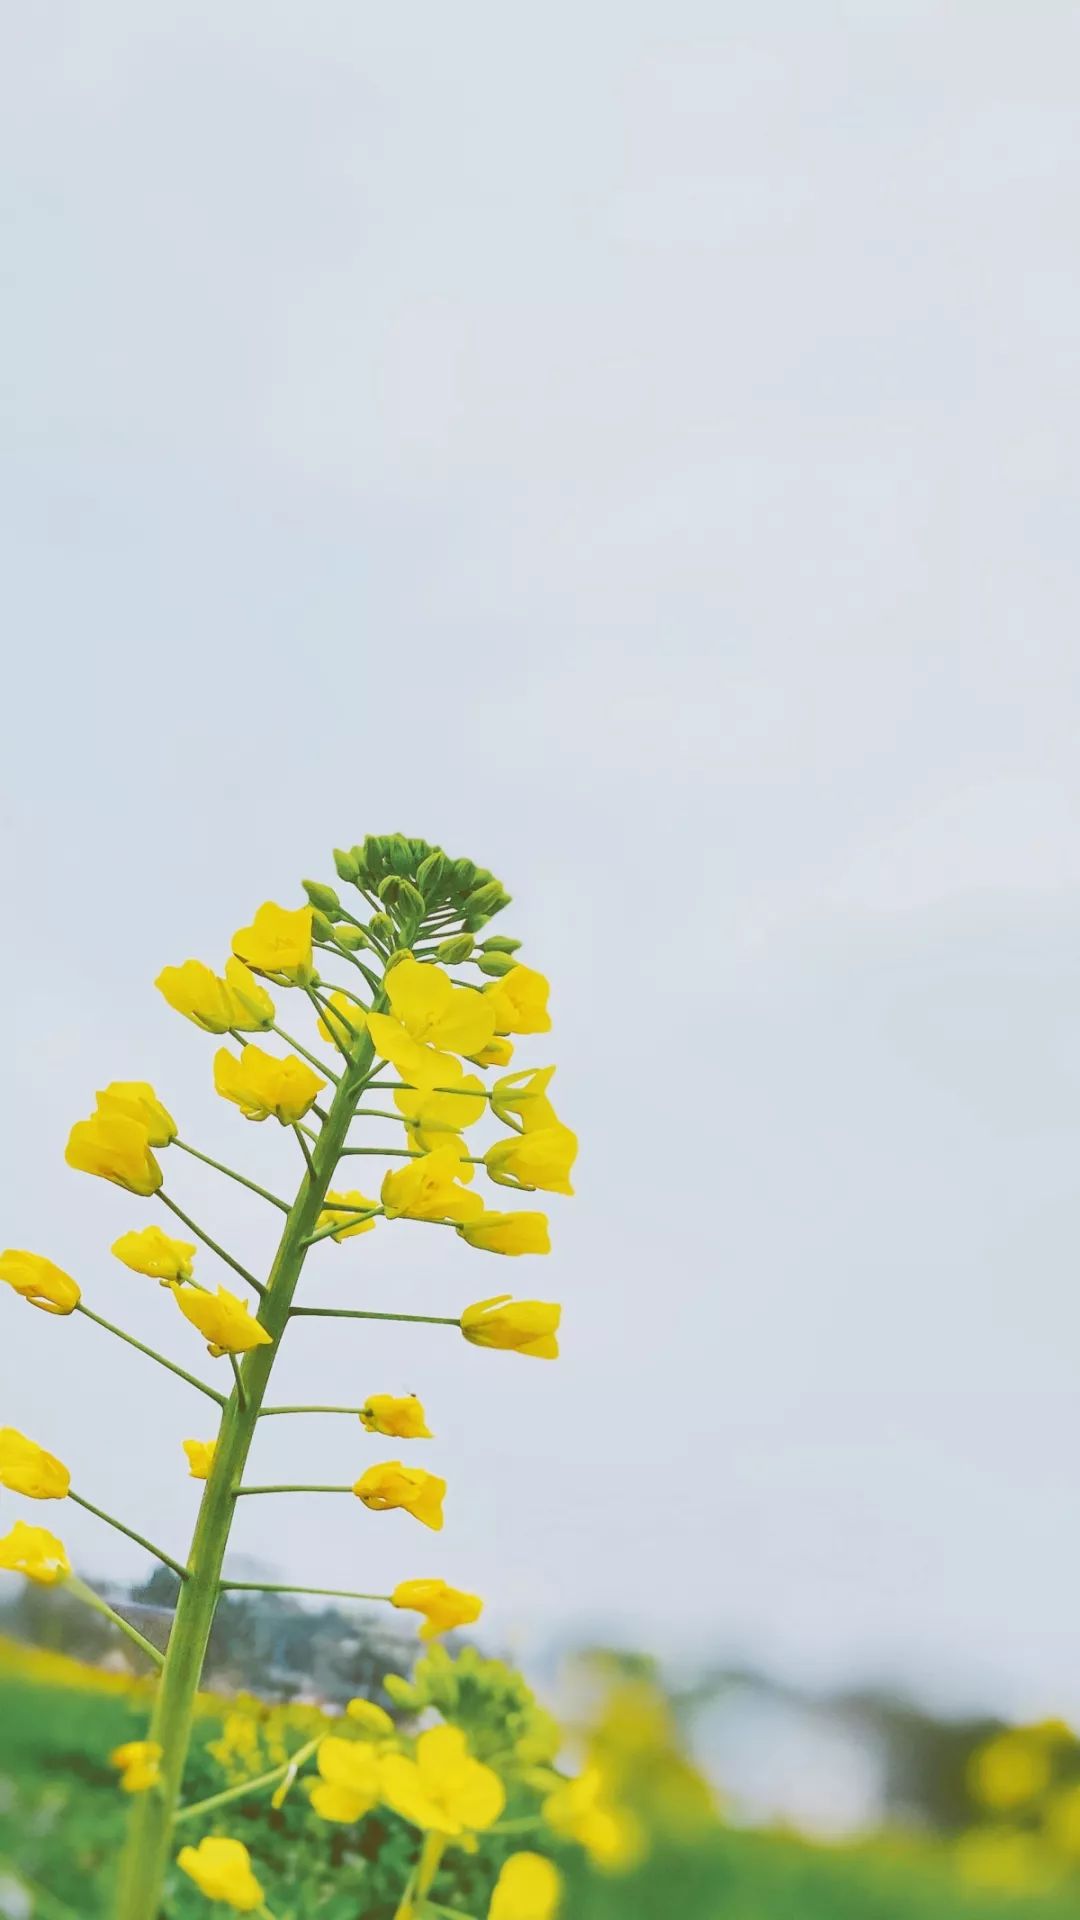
[67,1492,188,1582]
[157,1193,266,1298]
[172,1139,290,1213]
[66,1574,167,1669]
[114,1014,383,1920]
[74,1302,226,1407]
[173,1735,322,1827]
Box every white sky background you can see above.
[2,4,1080,1725]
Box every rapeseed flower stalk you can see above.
[0,832,573,1920]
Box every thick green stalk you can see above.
[114,1026,376,1920]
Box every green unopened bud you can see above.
[436,934,474,964]
[385,948,412,973]
[387,835,414,876]
[333,848,359,884]
[394,880,426,921]
[475,950,516,976]
[452,858,478,891]
[416,850,447,896]
[467,880,509,918]
[311,909,336,942]
[368,913,395,947]
[362,835,388,881]
[336,925,371,951]
[377,874,404,907]
[303,879,342,915]
[481,935,521,954]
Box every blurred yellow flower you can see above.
[111,1740,163,1793]
[95,1081,177,1147]
[316,1190,378,1242]
[456,1214,551,1258]
[381,1149,484,1225]
[544,1767,642,1871]
[176,1835,265,1911]
[353,1462,446,1531]
[0,1520,70,1585]
[0,1249,80,1315]
[380,1724,505,1836]
[171,1284,273,1359]
[489,1852,563,1920]
[213,1045,325,1124]
[1044,1781,1080,1858]
[112,1225,196,1284]
[183,1439,216,1480]
[485,965,551,1036]
[310,1735,381,1823]
[65,1113,162,1195]
[391,1578,483,1642]
[367,1012,471,1094]
[460,1295,560,1358]
[955,1826,1060,1895]
[485,1126,577,1196]
[968,1731,1052,1810]
[386,957,496,1058]
[346,1698,396,1738]
[316,991,368,1044]
[156,958,274,1034]
[359,1394,431,1439]
[0,1428,70,1499]
[232,901,314,986]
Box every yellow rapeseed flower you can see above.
[111,1740,163,1793]
[0,1428,70,1499]
[112,1225,196,1284]
[359,1394,431,1439]
[456,1213,551,1257]
[156,958,274,1034]
[367,1012,469,1093]
[0,1249,80,1315]
[0,1520,71,1585]
[485,1126,577,1196]
[346,1698,396,1737]
[95,1082,177,1147]
[316,992,368,1044]
[491,1067,560,1133]
[543,1767,643,1870]
[391,1578,483,1642]
[386,957,496,1058]
[381,1149,485,1225]
[489,1852,563,1920]
[65,1113,162,1195]
[1045,1782,1080,1859]
[213,1045,325,1124]
[353,1462,446,1532]
[183,1439,217,1480]
[394,1079,487,1136]
[232,901,315,987]
[469,1037,514,1069]
[380,1723,505,1836]
[310,1736,382,1823]
[460,1295,560,1358]
[484,965,551,1036]
[170,1284,273,1359]
[954,1826,1060,1895]
[176,1835,265,1912]
[316,1191,378,1242]
[968,1732,1052,1810]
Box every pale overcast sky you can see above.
[3,4,1080,1725]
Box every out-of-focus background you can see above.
[3,5,1080,1914]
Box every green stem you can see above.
[67,1575,167,1669]
[67,1492,188,1582]
[290,1307,459,1327]
[172,1138,290,1212]
[303,1206,384,1247]
[157,1193,266,1297]
[114,1013,381,1920]
[173,1736,321,1826]
[270,1020,340,1084]
[220,1581,390,1600]
[234,1484,353,1496]
[74,1303,225,1406]
[259,1405,366,1417]
[293,1123,316,1178]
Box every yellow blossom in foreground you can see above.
[232,901,314,987]
[457,1213,551,1257]
[395,1078,487,1136]
[213,1045,325,1125]
[485,965,551,1036]
[171,1285,273,1359]
[491,1067,560,1133]
[460,1295,560,1358]
[489,1852,563,1920]
[177,1835,265,1912]
[359,1394,431,1439]
[469,1036,514,1069]
[386,957,496,1058]
[955,1827,1060,1896]
[353,1462,446,1531]
[316,1191,378,1242]
[485,1126,577,1196]
[310,1736,382,1823]
[65,1113,162,1196]
[391,1578,483,1642]
[346,1697,396,1738]
[381,1149,484,1225]
[367,1012,468,1093]
[156,958,274,1034]
[0,1521,70,1585]
[380,1723,505,1836]
[317,991,368,1044]
[968,1731,1052,1810]
[111,1740,163,1793]
[543,1768,643,1871]
[112,1225,196,1284]
[95,1081,177,1147]
[0,1429,70,1500]
[183,1439,216,1480]
[0,1249,80,1316]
